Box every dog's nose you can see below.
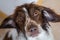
[28,24,38,32]
[29,27,37,32]
[27,24,39,37]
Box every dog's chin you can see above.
[26,31,40,37]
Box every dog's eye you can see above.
[34,12,38,16]
[33,10,39,16]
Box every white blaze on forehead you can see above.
[23,7,30,22]
[23,7,31,30]
[23,7,29,17]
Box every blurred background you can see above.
[0,0,60,40]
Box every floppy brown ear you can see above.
[42,7,60,22]
[13,6,26,32]
[0,16,16,28]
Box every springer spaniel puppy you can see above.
[0,3,60,40]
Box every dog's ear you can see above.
[12,6,27,32]
[42,7,60,22]
[0,16,16,28]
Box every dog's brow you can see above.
[23,7,28,13]
[23,7,29,18]
[23,8,27,14]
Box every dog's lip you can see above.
[30,32,39,37]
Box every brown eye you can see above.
[34,12,38,16]
[34,10,39,16]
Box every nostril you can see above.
[30,28,37,32]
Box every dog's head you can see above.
[0,3,60,37]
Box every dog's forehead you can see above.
[22,4,43,23]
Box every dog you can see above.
[0,3,60,40]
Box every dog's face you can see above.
[0,3,60,40]
[12,4,45,38]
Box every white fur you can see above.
[7,29,26,40]
[17,32,26,40]
[8,29,18,40]
[23,7,29,17]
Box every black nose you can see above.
[28,24,38,32]
[30,28,37,32]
